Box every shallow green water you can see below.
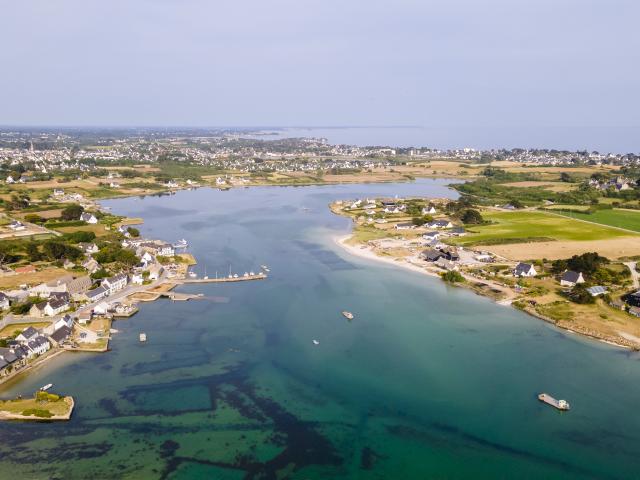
[1,180,640,479]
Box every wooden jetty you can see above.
[538,393,570,411]
[178,273,267,284]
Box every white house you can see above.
[8,220,26,231]
[26,336,50,357]
[80,212,98,224]
[0,292,10,310]
[131,273,144,285]
[44,298,70,316]
[513,263,537,277]
[148,264,164,281]
[422,206,437,215]
[427,220,453,229]
[560,271,585,287]
[156,243,175,257]
[93,302,110,315]
[102,273,128,294]
[54,314,74,331]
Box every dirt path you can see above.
[625,261,639,289]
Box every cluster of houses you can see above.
[511,262,640,315]
[0,315,76,377]
[420,246,461,272]
[588,176,635,192]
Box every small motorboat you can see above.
[312,340,320,346]
[243,272,249,277]
[261,265,270,272]
[249,271,255,276]
[173,239,188,248]
[342,311,354,320]
[233,274,239,278]
[139,333,147,342]
[188,271,197,279]
[40,383,53,392]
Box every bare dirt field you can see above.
[0,267,70,289]
[485,237,640,261]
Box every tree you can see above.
[127,227,140,237]
[560,172,574,183]
[60,204,84,221]
[508,199,524,209]
[461,209,483,224]
[25,242,41,262]
[568,284,595,304]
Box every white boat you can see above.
[312,340,320,345]
[261,265,270,272]
[40,383,53,391]
[139,333,147,342]
[233,274,239,278]
[249,271,255,276]
[188,271,197,278]
[173,239,188,248]
[342,311,354,320]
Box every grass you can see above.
[452,210,634,247]
[0,322,49,338]
[0,266,70,289]
[0,393,72,417]
[55,224,110,237]
[346,225,391,245]
[551,208,640,233]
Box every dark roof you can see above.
[20,326,38,340]
[514,263,533,274]
[48,298,69,310]
[422,249,444,262]
[0,347,17,363]
[49,292,70,302]
[86,286,108,299]
[51,326,72,343]
[561,271,582,283]
[0,359,7,370]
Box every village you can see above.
[332,194,640,349]
[0,202,196,385]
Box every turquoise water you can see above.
[1,179,640,479]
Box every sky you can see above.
[1,0,639,131]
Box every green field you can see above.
[552,208,640,233]
[453,210,634,246]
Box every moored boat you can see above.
[40,383,53,392]
[139,333,147,342]
[342,311,354,320]
[538,393,570,410]
[173,239,188,248]
[312,340,320,345]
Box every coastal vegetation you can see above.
[0,392,73,420]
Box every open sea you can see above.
[1,179,640,479]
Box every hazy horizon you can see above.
[2,1,639,149]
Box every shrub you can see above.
[441,270,464,283]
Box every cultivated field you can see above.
[458,210,631,244]
[551,208,640,233]
[452,210,640,260]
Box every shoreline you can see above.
[334,233,634,351]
